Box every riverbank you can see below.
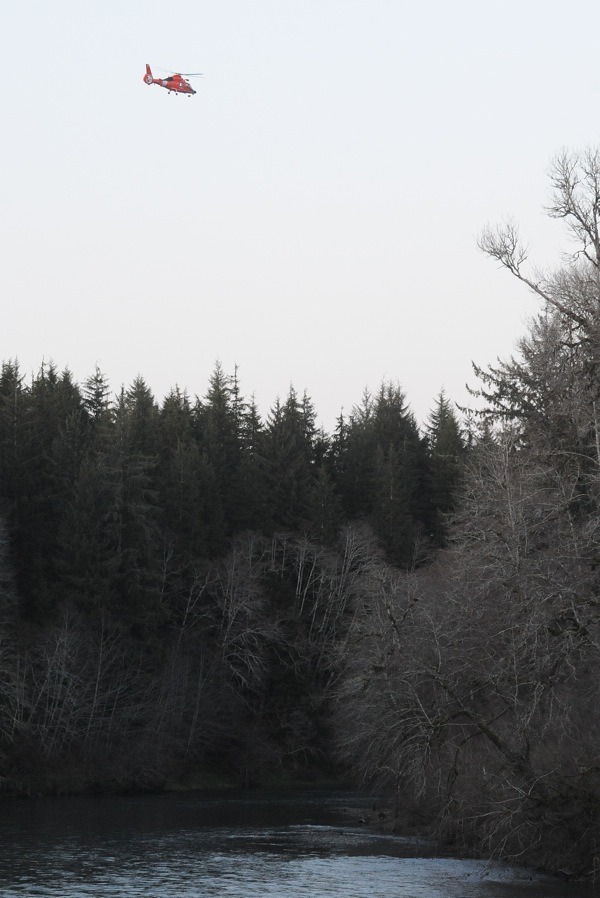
[1,762,594,888]
[3,787,590,898]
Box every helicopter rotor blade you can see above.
[155,65,204,77]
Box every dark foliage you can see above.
[0,362,461,796]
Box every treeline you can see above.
[0,360,463,791]
[0,363,463,621]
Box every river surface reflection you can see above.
[0,788,595,897]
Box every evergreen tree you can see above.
[15,363,85,618]
[159,386,193,457]
[235,395,269,532]
[426,389,465,545]
[156,387,205,564]
[335,381,431,565]
[59,387,162,637]
[125,375,160,457]
[0,360,25,514]
[160,434,220,564]
[262,387,319,531]
[372,442,419,565]
[82,366,112,436]
[334,389,375,517]
[108,388,162,633]
[194,362,245,546]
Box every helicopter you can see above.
[143,64,202,96]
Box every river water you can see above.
[0,788,595,897]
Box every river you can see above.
[0,788,595,897]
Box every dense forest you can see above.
[0,359,462,788]
[4,147,600,881]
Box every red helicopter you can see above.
[143,64,202,96]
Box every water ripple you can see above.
[0,791,593,898]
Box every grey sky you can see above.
[3,0,599,429]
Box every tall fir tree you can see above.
[262,387,319,531]
[15,363,85,618]
[426,390,465,545]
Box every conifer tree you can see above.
[426,390,465,545]
[82,366,112,435]
[334,389,374,517]
[156,387,201,564]
[334,381,430,564]
[159,386,192,451]
[15,363,85,618]
[59,387,162,636]
[107,388,162,634]
[262,387,319,531]
[235,394,269,531]
[124,375,160,457]
[194,362,245,545]
[0,361,25,515]
[372,443,419,565]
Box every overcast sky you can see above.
[3,0,600,430]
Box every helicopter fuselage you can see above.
[143,65,196,95]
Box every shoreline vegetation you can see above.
[4,149,600,883]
